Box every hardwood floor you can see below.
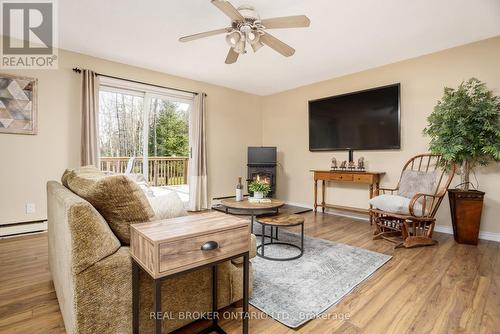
[1,212,498,334]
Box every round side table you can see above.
[255,214,305,261]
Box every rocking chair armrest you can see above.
[379,187,398,195]
[409,193,441,217]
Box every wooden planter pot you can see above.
[448,189,485,245]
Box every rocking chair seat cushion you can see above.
[369,194,423,216]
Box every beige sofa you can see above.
[47,170,255,334]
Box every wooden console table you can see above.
[310,170,385,215]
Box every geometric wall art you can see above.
[0,73,38,135]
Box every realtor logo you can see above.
[1,0,58,69]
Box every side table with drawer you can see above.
[130,212,250,334]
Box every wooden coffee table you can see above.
[220,198,285,234]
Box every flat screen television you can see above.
[309,84,400,151]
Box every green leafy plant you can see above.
[423,78,500,190]
[248,180,271,196]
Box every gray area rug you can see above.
[249,227,392,328]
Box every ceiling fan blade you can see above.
[179,28,229,42]
[260,33,295,57]
[260,15,311,29]
[211,0,244,21]
[225,48,239,64]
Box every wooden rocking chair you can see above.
[371,154,455,248]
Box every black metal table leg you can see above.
[212,265,218,328]
[243,253,249,334]
[154,279,161,334]
[301,223,304,251]
[132,261,139,334]
[261,224,265,256]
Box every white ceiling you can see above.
[60,0,500,96]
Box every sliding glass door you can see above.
[98,87,145,174]
[145,96,191,201]
[98,79,193,200]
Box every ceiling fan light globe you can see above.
[247,31,259,42]
[225,31,241,47]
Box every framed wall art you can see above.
[0,73,38,135]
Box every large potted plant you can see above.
[424,78,500,244]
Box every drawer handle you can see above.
[201,241,219,251]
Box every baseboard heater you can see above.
[0,220,47,238]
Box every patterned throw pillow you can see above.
[147,191,188,221]
[61,165,99,187]
[65,168,155,244]
[397,170,437,200]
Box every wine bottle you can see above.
[236,177,243,201]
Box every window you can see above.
[98,77,193,196]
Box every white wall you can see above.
[261,36,500,235]
[0,48,262,225]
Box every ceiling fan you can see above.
[179,0,311,64]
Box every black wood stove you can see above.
[247,147,277,196]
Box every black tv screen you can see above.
[309,84,400,151]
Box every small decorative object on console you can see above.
[339,161,347,169]
[357,157,365,171]
[330,157,338,170]
[348,161,356,169]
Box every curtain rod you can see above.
[72,68,203,96]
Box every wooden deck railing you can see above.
[100,156,189,186]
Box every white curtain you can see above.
[80,69,100,167]
[188,93,208,211]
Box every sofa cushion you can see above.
[65,168,155,244]
[61,165,99,188]
[147,191,188,220]
[398,170,436,200]
[369,194,423,216]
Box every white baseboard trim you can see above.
[0,221,47,238]
[287,201,500,242]
[434,225,500,242]
[433,225,454,234]
[286,201,369,221]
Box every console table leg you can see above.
[313,180,318,213]
[243,253,249,334]
[321,180,326,213]
[369,184,374,225]
[154,279,161,334]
